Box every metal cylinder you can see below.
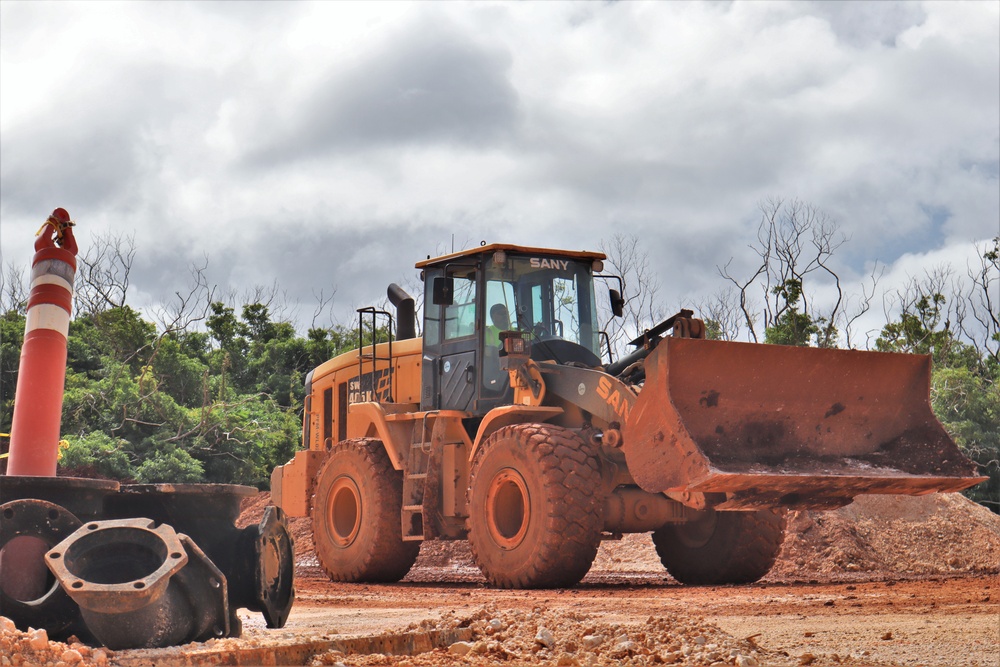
[603,487,691,533]
[0,499,88,639]
[45,518,230,650]
[0,475,119,616]
[387,283,416,340]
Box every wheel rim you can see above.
[327,476,362,547]
[675,510,718,549]
[485,468,530,550]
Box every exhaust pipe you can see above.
[45,518,230,650]
[387,283,416,340]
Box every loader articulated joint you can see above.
[590,428,622,449]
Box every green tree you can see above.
[0,311,26,436]
[932,366,1000,510]
[59,431,136,480]
[876,290,981,371]
[877,286,1000,512]
[764,279,818,346]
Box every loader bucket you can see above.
[621,337,985,509]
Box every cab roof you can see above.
[415,243,606,269]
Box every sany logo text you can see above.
[529,258,570,271]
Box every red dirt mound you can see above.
[238,491,1000,582]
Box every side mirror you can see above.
[432,276,454,306]
[609,289,624,318]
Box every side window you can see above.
[444,271,477,340]
[485,280,517,331]
[424,269,442,345]
[323,387,333,444]
[531,284,544,329]
[553,276,579,342]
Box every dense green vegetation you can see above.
[1,301,362,487]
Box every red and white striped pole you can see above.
[6,208,78,476]
[2,209,78,602]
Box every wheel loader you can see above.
[271,244,984,588]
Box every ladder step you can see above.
[402,505,423,512]
[402,535,424,542]
[406,473,428,480]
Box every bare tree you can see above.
[843,261,885,349]
[957,237,999,365]
[0,263,28,315]
[719,198,857,346]
[698,286,744,341]
[75,230,136,315]
[151,256,215,335]
[309,287,338,331]
[599,233,667,355]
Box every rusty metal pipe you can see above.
[0,476,118,640]
[45,518,230,650]
[0,499,85,638]
[105,484,294,629]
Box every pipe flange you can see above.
[0,499,82,634]
[254,505,294,628]
[45,518,231,649]
[45,518,188,613]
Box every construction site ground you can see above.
[4,493,998,667]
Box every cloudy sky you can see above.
[1,1,997,341]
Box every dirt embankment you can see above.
[248,491,999,583]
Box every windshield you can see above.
[484,254,600,355]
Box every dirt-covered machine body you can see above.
[271,244,984,588]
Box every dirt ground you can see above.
[5,493,998,667]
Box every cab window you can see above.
[444,269,477,340]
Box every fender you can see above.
[470,405,564,462]
[348,402,471,471]
[347,402,410,470]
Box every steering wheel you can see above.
[531,323,552,340]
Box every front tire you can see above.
[467,424,603,588]
[652,508,786,585]
[310,438,419,582]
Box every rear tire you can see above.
[310,438,419,582]
[467,424,603,588]
[652,509,786,585]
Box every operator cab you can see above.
[417,244,615,415]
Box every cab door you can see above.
[421,265,479,413]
